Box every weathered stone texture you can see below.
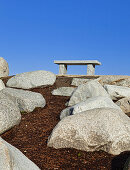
[48,108,130,155]
[6,70,56,89]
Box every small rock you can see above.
[60,96,122,119]
[52,87,75,96]
[71,78,90,86]
[0,57,9,78]
[115,97,130,114]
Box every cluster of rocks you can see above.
[0,57,130,169]
[49,77,130,156]
[0,58,57,170]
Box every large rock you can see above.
[52,87,75,96]
[0,79,5,90]
[0,57,9,77]
[98,75,130,86]
[0,137,40,170]
[1,87,46,113]
[111,78,130,88]
[0,93,21,134]
[48,108,130,155]
[68,80,109,106]
[60,96,122,120]
[115,97,130,114]
[104,85,130,100]
[6,70,56,89]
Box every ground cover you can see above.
[1,76,130,169]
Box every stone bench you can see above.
[54,60,101,75]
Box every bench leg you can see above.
[87,64,95,75]
[59,64,67,75]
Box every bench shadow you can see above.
[111,151,130,170]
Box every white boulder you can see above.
[0,57,9,77]
[6,70,56,89]
[0,93,21,134]
[115,97,130,114]
[68,80,109,106]
[48,108,130,155]
[0,137,40,170]
[0,79,5,91]
[52,87,75,96]
[104,84,130,100]
[1,87,46,113]
[60,96,122,119]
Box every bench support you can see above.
[59,64,67,75]
[87,64,95,75]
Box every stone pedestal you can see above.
[59,64,67,75]
[87,64,95,75]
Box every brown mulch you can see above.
[0,76,130,170]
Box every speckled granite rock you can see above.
[48,108,130,155]
[68,80,109,106]
[0,93,21,134]
[104,84,130,100]
[98,75,130,86]
[6,70,56,89]
[116,97,130,114]
[0,137,40,170]
[52,87,75,96]
[111,78,130,88]
[1,87,46,113]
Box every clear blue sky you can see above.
[0,0,130,75]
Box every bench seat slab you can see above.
[54,60,101,65]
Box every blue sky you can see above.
[0,0,130,75]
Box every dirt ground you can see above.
[1,76,130,170]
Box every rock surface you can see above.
[48,108,130,155]
[6,70,56,89]
[111,78,130,88]
[116,97,130,114]
[1,87,46,113]
[52,87,75,96]
[60,96,122,120]
[0,57,9,78]
[0,137,40,170]
[98,75,130,86]
[0,93,21,134]
[71,78,91,86]
[68,80,109,106]
[0,79,5,91]
[104,84,130,100]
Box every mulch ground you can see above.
[1,76,130,170]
